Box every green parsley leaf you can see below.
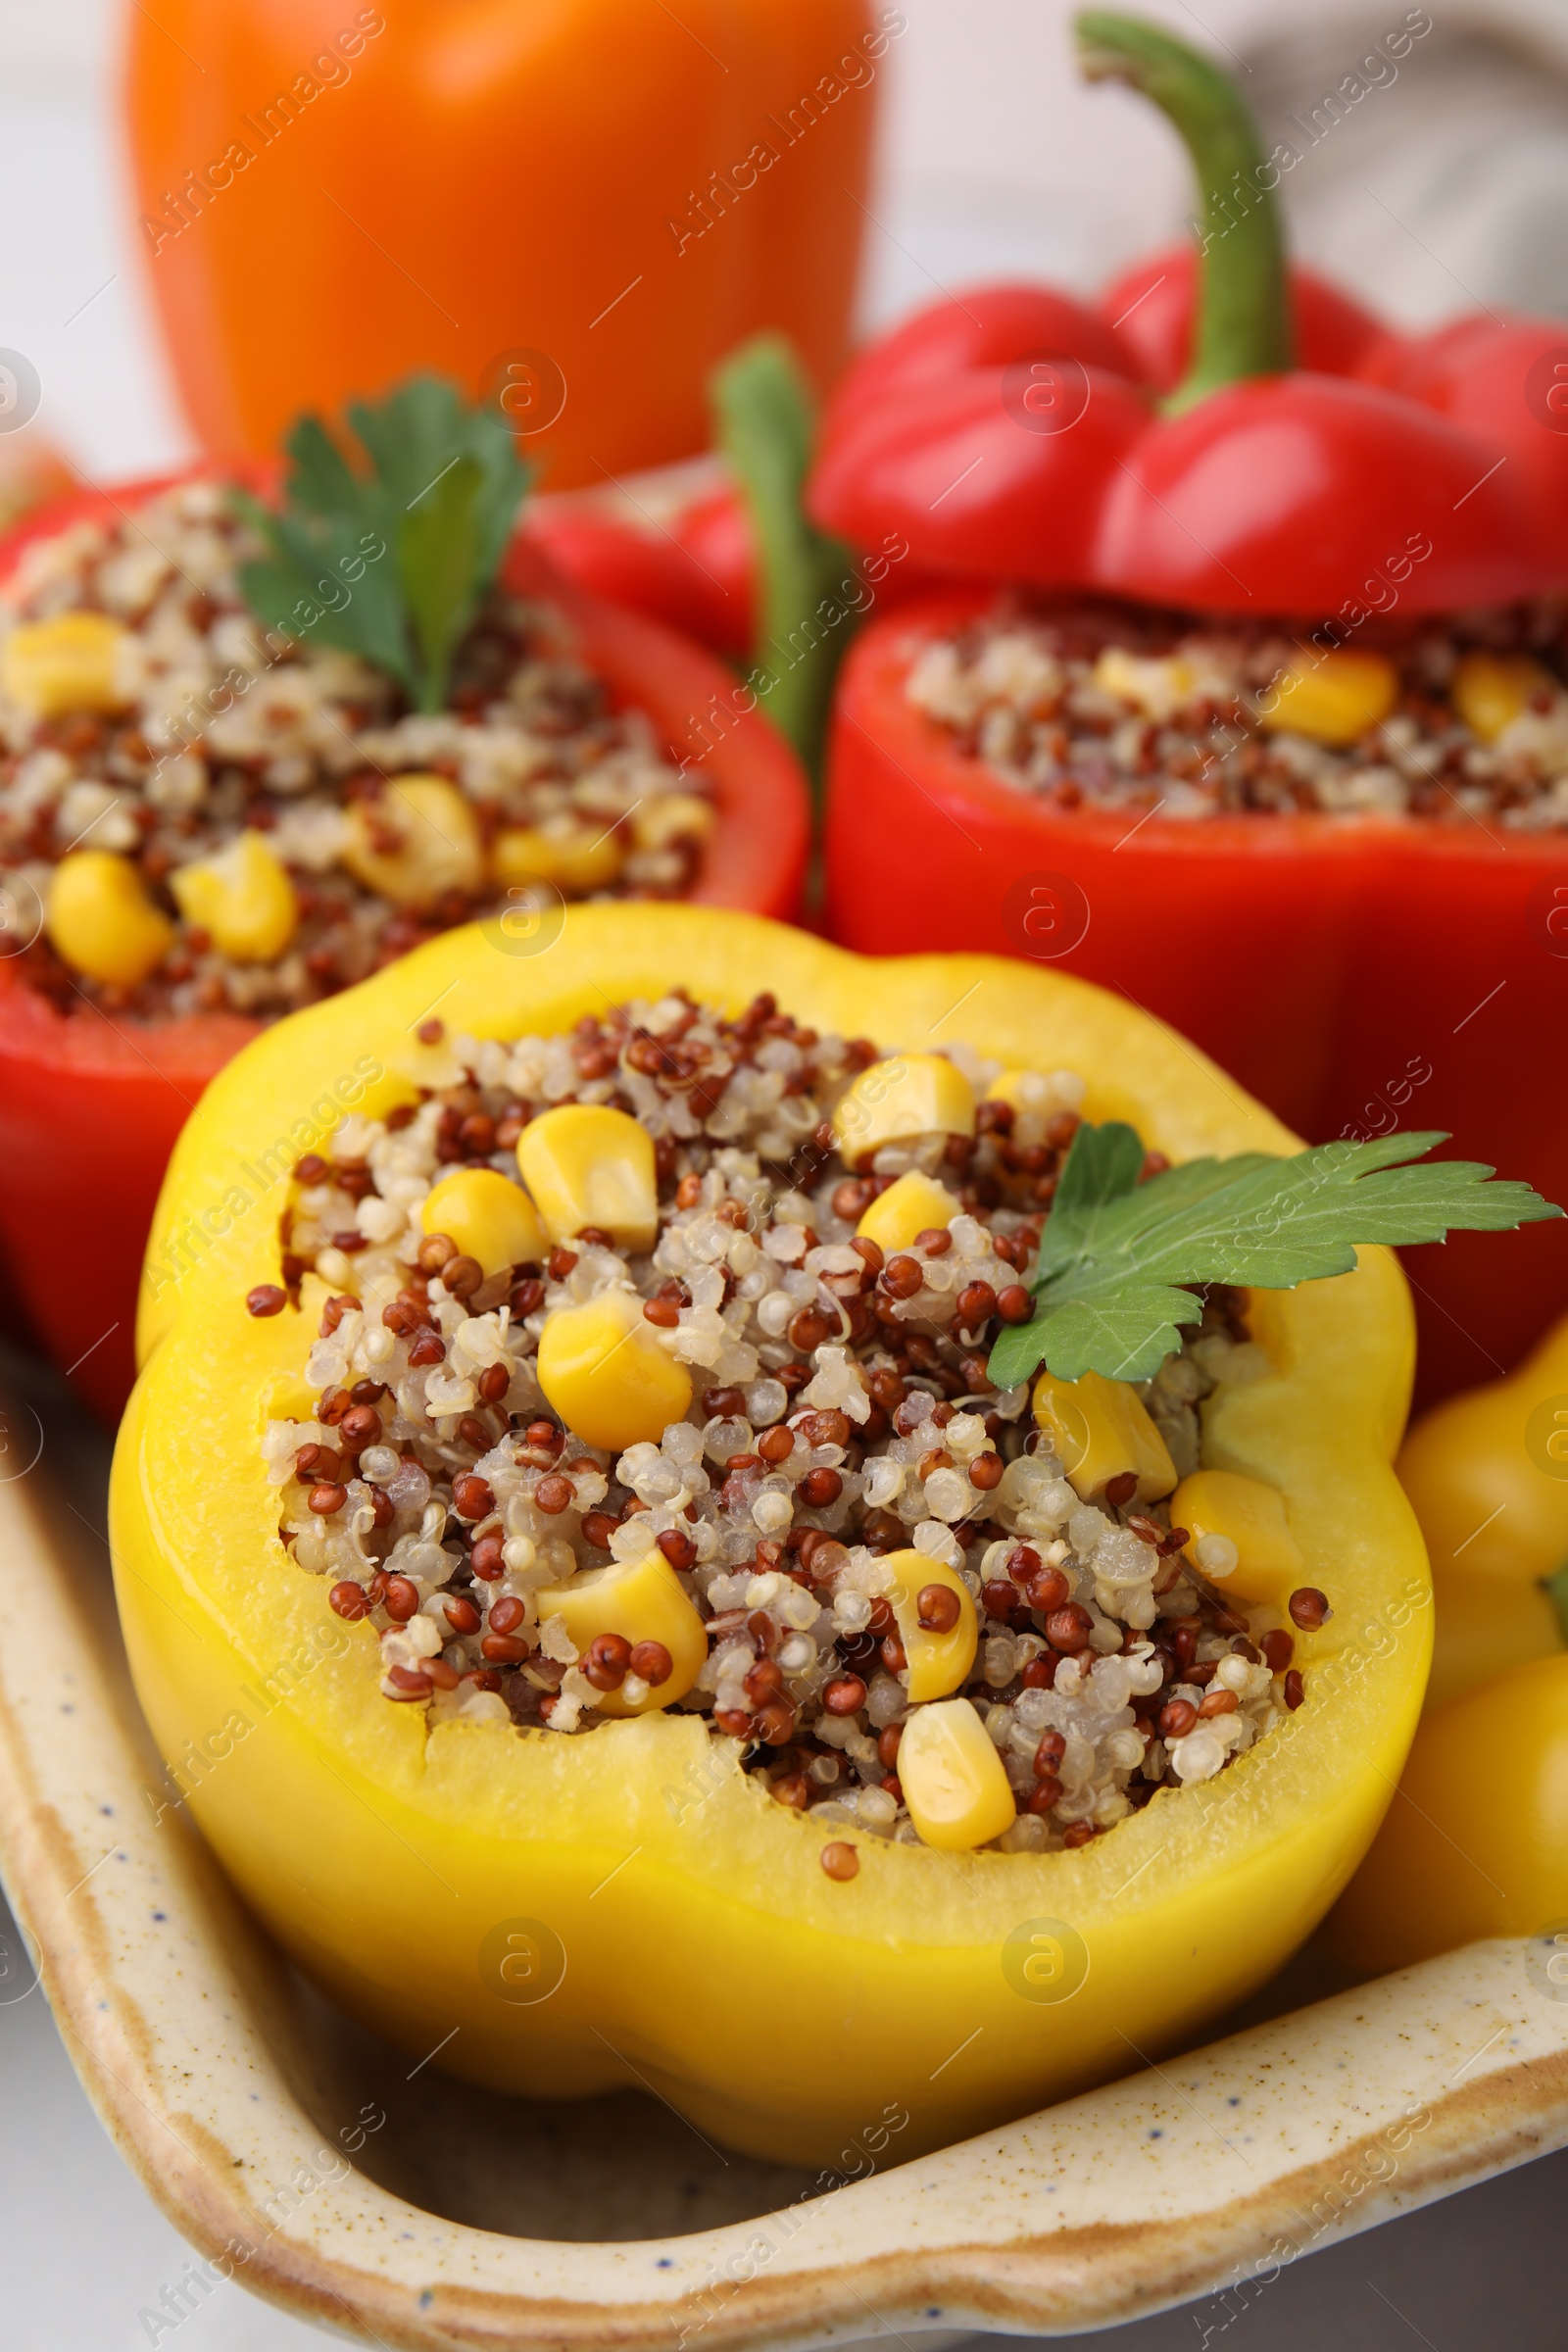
[988,1124,1562,1391]
[711,333,860,788]
[238,374,528,714]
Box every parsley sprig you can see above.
[987,1123,1562,1390]
[238,375,528,714]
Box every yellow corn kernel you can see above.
[1033,1368,1176,1505]
[1257,651,1397,747]
[856,1170,961,1255]
[493,821,624,897]
[832,1054,975,1167]
[1451,652,1554,745]
[46,849,173,987]
[1172,1469,1302,1604]
[516,1102,658,1251]
[2,612,135,718]
[882,1548,977,1702]
[420,1168,547,1280]
[342,775,483,907]
[536,1291,692,1450]
[630,795,714,853]
[1093,647,1202,722]
[169,829,298,963]
[897,1697,1016,1851]
[533,1549,707,1716]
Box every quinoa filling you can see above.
[906,594,1568,826]
[257,994,1323,1859]
[0,482,712,1020]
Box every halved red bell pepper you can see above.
[813,12,1568,1406]
[0,477,808,1421]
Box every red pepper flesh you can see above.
[524,472,757,662]
[809,280,1560,614]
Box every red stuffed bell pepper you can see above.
[0,386,808,1422]
[813,10,1568,1406]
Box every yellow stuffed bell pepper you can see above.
[116,906,1431,2168]
[1327,1313,1568,1972]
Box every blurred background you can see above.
[9,0,1568,479]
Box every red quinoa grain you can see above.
[629,1640,673,1686]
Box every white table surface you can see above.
[4,3,1568,2341]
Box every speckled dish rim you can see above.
[2,1388,1566,2351]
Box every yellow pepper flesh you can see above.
[1396,1308,1568,1711]
[1328,1652,1568,1971]
[119,907,1426,2168]
[1397,1312,1568,1588]
[1328,1306,1568,1970]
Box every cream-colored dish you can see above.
[1,1382,1565,2349]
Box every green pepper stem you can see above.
[1075,11,1291,411]
[710,333,859,799]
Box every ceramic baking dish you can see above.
[1,1374,1565,2350]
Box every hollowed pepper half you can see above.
[114,906,1426,2166]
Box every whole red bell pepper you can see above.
[813,10,1568,1406]
[0,478,808,1422]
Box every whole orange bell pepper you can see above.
[125,0,892,487]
